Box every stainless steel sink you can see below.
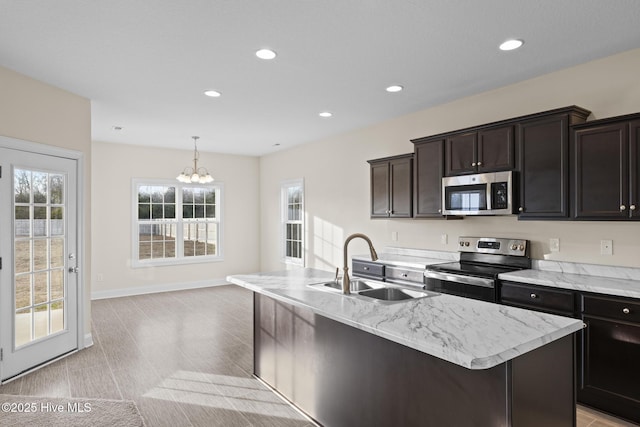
[357,287,436,303]
[308,279,383,293]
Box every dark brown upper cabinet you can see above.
[572,115,640,220]
[517,107,590,219]
[368,154,413,218]
[445,126,514,176]
[412,138,445,217]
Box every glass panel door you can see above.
[1,147,78,381]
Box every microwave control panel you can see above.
[491,182,509,209]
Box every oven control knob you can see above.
[518,244,525,251]
[511,244,517,250]
[459,241,464,247]
[464,241,470,247]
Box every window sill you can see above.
[132,256,224,269]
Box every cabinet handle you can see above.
[477,161,482,166]
[620,205,626,211]
[518,207,524,212]
[438,209,442,213]
[623,307,630,314]
[530,293,538,299]
[363,267,369,271]
[631,205,637,211]
[402,273,408,278]
[471,162,476,167]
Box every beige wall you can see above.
[91,141,260,295]
[260,48,640,271]
[0,65,92,337]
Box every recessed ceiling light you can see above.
[112,126,123,131]
[499,39,524,51]
[256,49,277,60]
[386,85,404,93]
[204,90,221,97]
[319,111,332,118]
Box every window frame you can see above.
[281,178,305,266]
[132,178,224,268]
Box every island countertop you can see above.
[226,268,583,370]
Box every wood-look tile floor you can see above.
[1,285,636,426]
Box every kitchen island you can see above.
[227,268,584,427]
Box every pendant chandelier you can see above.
[176,136,214,183]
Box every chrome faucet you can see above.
[342,233,378,294]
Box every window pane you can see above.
[164,204,175,219]
[32,172,48,204]
[183,205,193,219]
[151,187,163,203]
[205,204,215,218]
[152,204,163,219]
[15,207,30,237]
[194,189,205,204]
[15,240,31,274]
[34,304,49,340]
[139,242,151,260]
[34,272,48,305]
[33,239,48,271]
[15,275,31,309]
[50,174,64,204]
[51,301,64,334]
[205,189,215,204]
[51,238,64,268]
[138,204,151,220]
[183,188,193,203]
[15,308,32,347]
[138,186,151,203]
[14,170,31,203]
[165,187,176,203]
[51,269,64,300]
[195,204,204,218]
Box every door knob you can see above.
[471,162,477,167]
[631,205,636,211]
[477,161,482,166]
[518,207,524,212]
[620,205,626,211]
[623,308,630,314]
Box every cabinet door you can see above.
[445,132,476,176]
[518,115,570,218]
[580,315,640,423]
[477,126,514,172]
[414,140,444,217]
[630,120,640,217]
[370,161,390,218]
[573,123,628,219]
[389,157,413,218]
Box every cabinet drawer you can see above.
[583,294,640,323]
[352,260,384,278]
[500,281,575,315]
[385,266,424,284]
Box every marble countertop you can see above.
[352,247,457,269]
[499,269,640,299]
[227,268,583,370]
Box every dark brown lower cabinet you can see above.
[254,293,576,427]
[579,295,640,424]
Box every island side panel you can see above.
[510,334,576,427]
[254,293,510,427]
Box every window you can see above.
[281,179,304,265]
[133,179,222,266]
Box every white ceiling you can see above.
[1,1,640,156]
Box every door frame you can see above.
[0,135,88,369]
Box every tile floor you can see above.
[0,285,636,426]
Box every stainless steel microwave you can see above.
[442,171,514,215]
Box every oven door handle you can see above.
[423,270,495,288]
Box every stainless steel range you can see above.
[424,237,531,302]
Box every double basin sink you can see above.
[308,279,437,304]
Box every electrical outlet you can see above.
[549,238,560,252]
[441,234,448,245]
[600,239,613,255]
[391,231,398,242]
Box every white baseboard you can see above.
[91,278,230,300]
[83,333,94,349]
